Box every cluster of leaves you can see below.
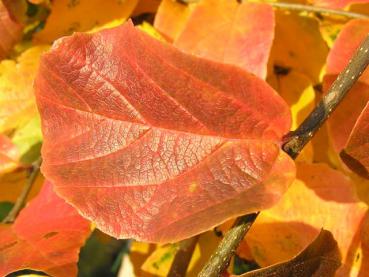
[0,0,369,276]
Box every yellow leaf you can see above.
[138,22,165,41]
[268,11,329,84]
[0,45,49,133]
[0,169,44,203]
[246,162,367,274]
[33,0,138,43]
[268,71,315,161]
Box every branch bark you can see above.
[197,34,369,277]
[2,157,42,223]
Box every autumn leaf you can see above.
[325,19,369,153]
[0,1,23,60]
[0,134,19,175]
[245,162,367,275]
[35,21,295,243]
[0,169,43,203]
[238,230,341,277]
[267,70,315,162]
[268,10,328,84]
[173,0,274,79]
[33,0,138,43]
[154,0,194,42]
[341,102,369,178]
[0,181,90,277]
[0,45,48,133]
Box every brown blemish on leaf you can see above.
[44,231,58,239]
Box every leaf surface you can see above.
[239,230,341,277]
[0,181,90,277]
[154,0,194,42]
[174,0,274,79]
[268,11,328,84]
[0,45,48,133]
[0,2,22,60]
[35,21,295,243]
[0,134,19,175]
[341,102,369,178]
[33,0,138,43]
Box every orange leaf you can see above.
[0,181,90,277]
[174,0,274,79]
[35,21,295,243]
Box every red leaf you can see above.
[0,181,90,277]
[35,21,295,243]
[326,19,369,152]
[341,102,369,178]
[0,2,22,60]
[173,0,274,79]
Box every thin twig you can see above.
[267,2,369,19]
[2,157,42,223]
[199,34,369,277]
[199,213,259,277]
[284,34,369,158]
[167,236,199,277]
[177,0,369,19]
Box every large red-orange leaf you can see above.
[173,0,274,79]
[0,134,19,175]
[341,102,369,178]
[0,181,90,276]
[0,1,22,59]
[326,19,369,152]
[35,21,295,243]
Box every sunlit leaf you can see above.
[239,230,341,277]
[35,21,295,243]
[0,45,48,133]
[174,0,274,79]
[341,102,369,178]
[268,10,328,84]
[0,134,19,175]
[246,163,367,275]
[33,0,138,43]
[0,181,90,277]
[0,1,23,60]
[154,0,194,42]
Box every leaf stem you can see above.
[199,34,369,277]
[2,157,42,223]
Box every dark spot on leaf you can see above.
[274,65,291,76]
[356,252,361,262]
[44,231,58,239]
[0,241,17,252]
